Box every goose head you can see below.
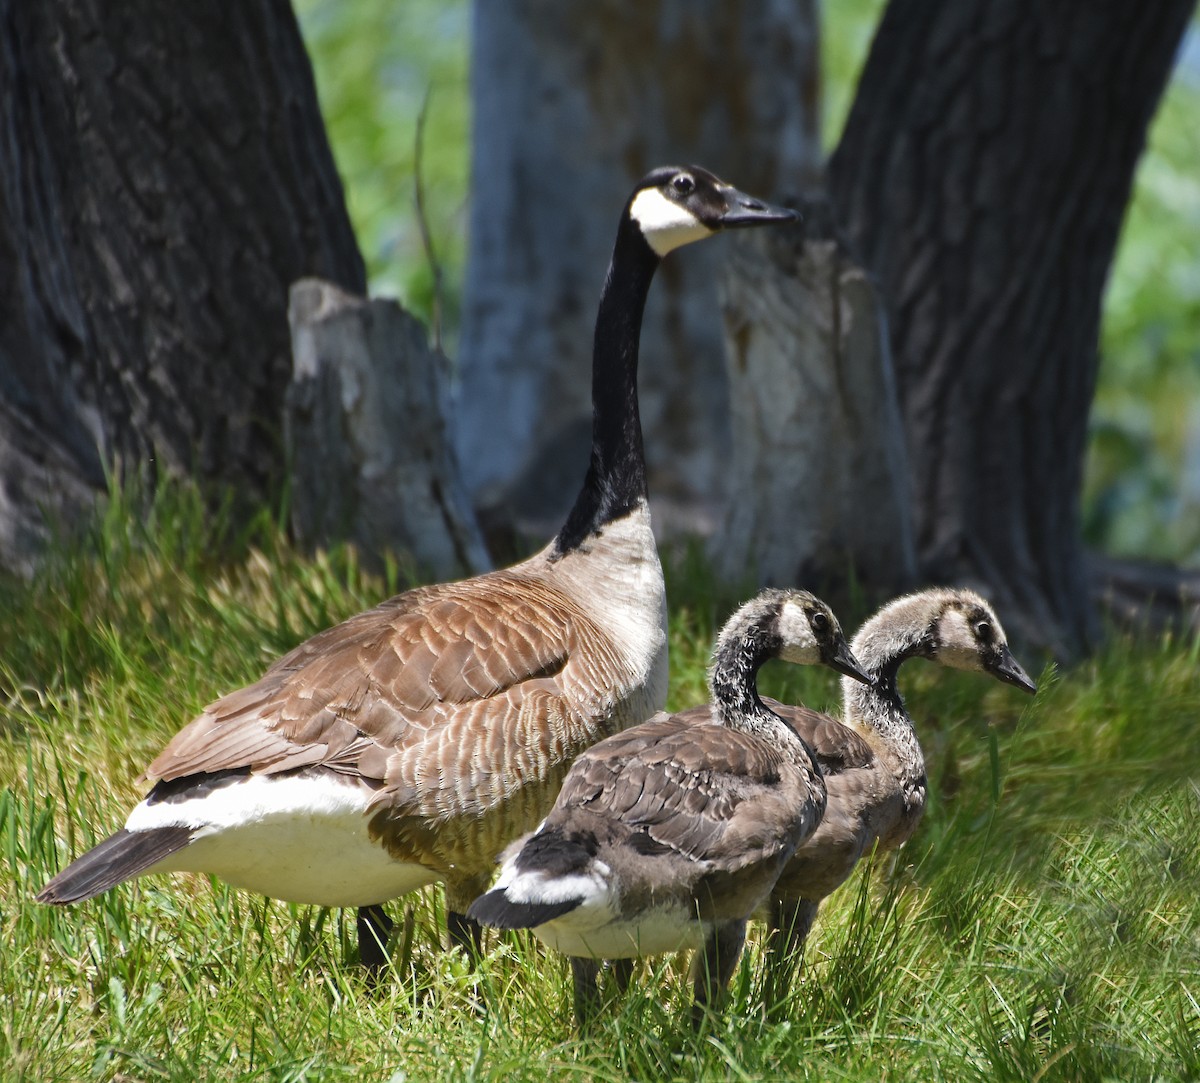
[627,165,797,258]
[925,591,1037,694]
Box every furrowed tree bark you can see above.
[828,0,1196,656]
[0,0,364,574]
[458,0,821,545]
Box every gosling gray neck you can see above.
[841,599,936,790]
[709,608,814,770]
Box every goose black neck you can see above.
[709,621,780,726]
[553,215,660,556]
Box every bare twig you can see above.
[414,85,444,354]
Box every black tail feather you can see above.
[467,888,581,930]
[36,826,194,904]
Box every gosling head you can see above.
[774,590,873,685]
[712,588,872,691]
[927,590,1038,694]
[626,165,797,258]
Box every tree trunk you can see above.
[714,196,916,607]
[285,279,489,579]
[828,0,1195,656]
[457,0,821,545]
[0,0,364,574]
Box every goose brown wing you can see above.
[672,699,875,776]
[548,715,814,873]
[143,573,601,795]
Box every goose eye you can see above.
[975,620,993,641]
[672,173,695,195]
[810,611,829,634]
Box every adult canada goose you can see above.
[673,588,1037,1001]
[36,166,796,972]
[468,588,871,1028]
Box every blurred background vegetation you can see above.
[294,0,1200,566]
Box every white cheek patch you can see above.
[776,600,820,665]
[936,608,986,672]
[629,188,713,256]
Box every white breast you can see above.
[547,500,669,726]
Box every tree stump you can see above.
[714,198,916,608]
[285,280,489,579]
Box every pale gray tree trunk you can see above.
[0,0,364,574]
[457,0,821,544]
[285,280,489,578]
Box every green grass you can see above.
[3,482,1199,1081]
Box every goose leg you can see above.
[610,957,635,994]
[691,920,746,1030]
[572,956,603,1030]
[765,897,819,1011]
[446,910,484,959]
[445,876,489,961]
[357,904,394,975]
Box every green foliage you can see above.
[819,0,889,146]
[3,478,1199,1080]
[1088,55,1200,562]
[294,0,469,346]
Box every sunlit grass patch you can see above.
[2,477,1199,1080]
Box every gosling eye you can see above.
[810,611,830,635]
[975,620,993,642]
[671,173,695,196]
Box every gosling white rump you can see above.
[486,847,713,958]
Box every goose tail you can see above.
[35,826,193,904]
[468,829,601,930]
[468,887,582,930]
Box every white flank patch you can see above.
[124,773,438,907]
[776,599,821,666]
[629,188,713,256]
